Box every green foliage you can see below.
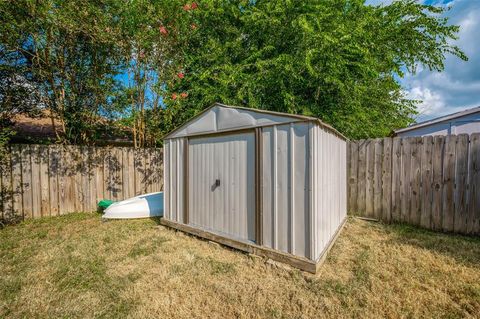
[169,0,466,139]
[0,0,467,143]
[0,128,14,166]
[0,0,125,144]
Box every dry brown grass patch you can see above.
[1,213,479,318]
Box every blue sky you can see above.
[367,0,480,122]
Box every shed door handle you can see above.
[215,179,220,187]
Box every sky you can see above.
[366,0,480,122]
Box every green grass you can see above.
[0,213,479,318]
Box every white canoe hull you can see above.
[103,192,163,219]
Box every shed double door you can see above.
[188,132,256,242]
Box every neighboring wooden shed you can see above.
[161,103,347,273]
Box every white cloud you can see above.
[401,0,480,121]
[367,0,480,122]
[406,87,445,119]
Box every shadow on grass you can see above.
[383,221,480,268]
[149,216,162,225]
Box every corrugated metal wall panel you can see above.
[164,138,185,224]
[313,125,347,261]
[164,141,170,220]
[164,120,346,263]
[188,133,255,242]
[276,126,290,253]
[262,128,274,248]
[293,123,310,258]
[262,123,311,259]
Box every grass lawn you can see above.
[1,214,479,318]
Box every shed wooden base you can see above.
[160,217,347,274]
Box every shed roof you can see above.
[164,103,347,140]
[394,106,480,135]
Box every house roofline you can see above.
[394,106,480,134]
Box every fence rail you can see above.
[0,144,163,221]
[347,134,480,235]
[3,136,480,236]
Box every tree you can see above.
[1,0,125,144]
[1,0,195,147]
[168,0,467,139]
[115,0,196,147]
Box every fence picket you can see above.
[468,133,480,234]
[20,145,33,219]
[400,139,411,223]
[357,140,367,214]
[0,144,163,220]
[381,138,392,222]
[420,136,433,229]
[39,145,50,217]
[1,145,12,219]
[373,139,382,219]
[31,145,42,218]
[431,136,445,231]
[347,134,479,236]
[49,145,60,216]
[391,138,402,222]
[410,137,422,226]
[11,145,23,219]
[454,135,469,233]
[348,142,358,212]
[442,135,456,232]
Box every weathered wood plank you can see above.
[121,148,131,199]
[110,147,122,201]
[144,148,152,194]
[431,136,444,231]
[20,145,33,219]
[365,140,375,217]
[158,149,164,191]
[373,139,383,219]
[152,149,163,192]
[69,146,81,212]
[1,144,164,220]
[348,141,359,213]
[357,140,367,214]
[420,136,433,229]
[442,135,456,232]
[64,145,76,214]
[79,146,89,212]
[345,134,477,236]
[391,137,402,222]
[410,137,422,226]
[467,133,480,235]
[48,145,60,216]
[128,148,136,196]
[134,148,145,196]
[0,145,12,220]
[39,145,50,217]
[381,138,392,222]
[400,138,411,223]
[95,147,105,202]
[104,147,112,200]
[30,145,42,218]
[454,134,469,233]
[87,147,96,211]
[10,145,23,219]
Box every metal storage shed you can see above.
[161,103,347,273]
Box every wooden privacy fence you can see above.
[347,134,480,235]
[0,144,163,221]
